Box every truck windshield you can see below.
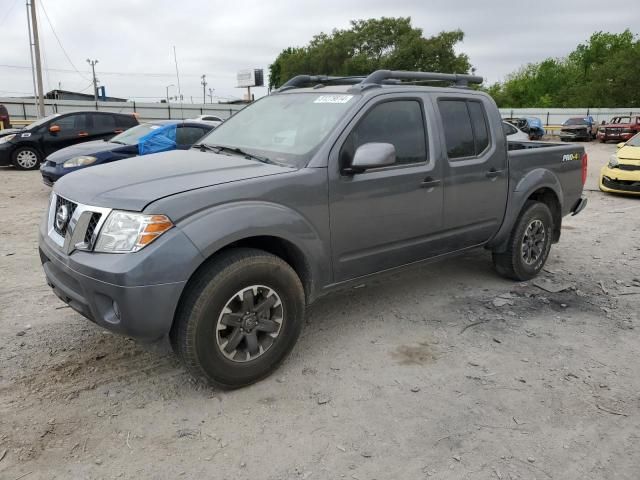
[196,93,357,166]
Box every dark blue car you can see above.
[40,120,215,185]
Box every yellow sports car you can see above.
[600,133,640,195]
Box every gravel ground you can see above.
[1,141,639,480]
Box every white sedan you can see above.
[503,121,530,141]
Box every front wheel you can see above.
[12,146,41,170]
[492,201,554,281]
[170,248,305,388]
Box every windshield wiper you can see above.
[195,143,278,165]
[193,143,219,153]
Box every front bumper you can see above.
[40,161,65,186]
[571,195,588,215]
[597,131,634,142]
[559,131,590,140]
[599,165,640,195]
[39,214,204,340]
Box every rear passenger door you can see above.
[436,96,508,249]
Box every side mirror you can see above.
[49,125,61,134]
[346,142,396,174]
[617,142,625,149]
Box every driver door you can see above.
[328,96,444,282]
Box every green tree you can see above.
[487,30,640,107]
[268,17,471,89]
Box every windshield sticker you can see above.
[21,133,31,138]
[313,95,353,104]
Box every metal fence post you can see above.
[168,103,171,119]
[546,112,549,126]
[22,102,27,120]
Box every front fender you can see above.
[177,200,330,299]
[486,169,563,251]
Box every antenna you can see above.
[173,46,185,120]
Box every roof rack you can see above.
[276,70,483,93]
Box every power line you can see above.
[38,0,89,81]
[0,63,233,79]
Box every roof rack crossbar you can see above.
[276,70,483,92]
[361,70,483,87]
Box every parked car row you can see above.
[600,132,640,196]
[0,111,222,182]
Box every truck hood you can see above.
[54,149,296,210]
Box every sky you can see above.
[1,0,637,103]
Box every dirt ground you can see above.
[1,141,639,480]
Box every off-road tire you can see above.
[492,201,554,281]
[170,248,305,389]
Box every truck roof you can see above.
[273,70,485,98]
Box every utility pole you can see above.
[201,74,207,104]
[29,0,45,117]
[86,59,99,102]
[25,1,38,114]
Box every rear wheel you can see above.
[12,146,41,170]
[170,248,305,388]
[492,201,553,281]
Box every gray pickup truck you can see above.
[39,70,588,388]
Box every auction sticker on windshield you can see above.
[314,95,353,104]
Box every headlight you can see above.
[94,211,173,253]
[0,134,16,144]
[63,155,97,168]
[608,154,619,168]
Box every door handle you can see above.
[420,177,441,188]
[486,169,504,178]
[78,132,89,137]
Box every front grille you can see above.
[84,212,102,245]
[53,196,78,236]
[615,164,640,171]
[602,176,640,192]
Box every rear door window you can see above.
[438,100,474,159]
[176,126,208,145]
[438,99,491,159]
[92,113,116,131]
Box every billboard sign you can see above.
[237,69,264,88]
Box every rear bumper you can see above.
[570,195,588,215]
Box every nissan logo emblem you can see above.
[55,204,69,231]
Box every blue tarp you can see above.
[138,124,177,155]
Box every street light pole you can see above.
[86,59,99,102]
[166,83,175,103]
[201,74,207,104]
[208,87,215,104]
